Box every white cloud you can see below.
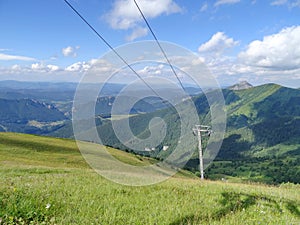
[31,63,61,72]
[290,0,300,7]
[11,64,21,71]
[0,58,116,82]
[195,28,300,87]
[191,57,206,65]
[207,25,300,87]
[65,58,116,74]
[62,46,80,57]
[0,48,12,52]
[238,26,300,70]
[214,0,240,7]
[271,0,288,5]
[200,2,208,12]
[104,0,181,41]
[198,32,239,55]
[88,59,116,72]
[271,0,300,7]
[47,64,60,72]
[105,0,182,30]
[65,62,90,72]
[138,64,166,77]
[31,63,43,70]
[0,53,36,61]
[126,27,148,41]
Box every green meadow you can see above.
[0,133,299,224]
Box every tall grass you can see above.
[0,133,299,224]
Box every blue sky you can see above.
[0,0,300,87]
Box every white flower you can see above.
[46,203,51,209]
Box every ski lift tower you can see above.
[193,125,211,180]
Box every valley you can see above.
[0,80,299,184]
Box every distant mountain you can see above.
[0,98,66,134]
[81,96,168,117]
[0,81,127,117]
[228,81,253,90]
[0,81,201,117]
[0,80,78,90]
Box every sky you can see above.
[0,0,300,87]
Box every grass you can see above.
[0,132,300,224]
[252,143,300,158]
[228,83,281,117]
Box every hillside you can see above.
[0,133,299,224]
[0,98,66,134]
[205,84,300,183]
[54,83,300,184]
[187,84,300,183]
[0,132,159,169]
[0,81,299,184]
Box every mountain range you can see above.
[0,80,299,184]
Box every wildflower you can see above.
[46,203,51,209]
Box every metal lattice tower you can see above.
[193,125,211,180]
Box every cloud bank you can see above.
[238,26,300,71]
[214,0,240,7]
[104,0,182,41]
[0,53,36,61]
[62,46,80,57]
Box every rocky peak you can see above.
[229,81,253,90]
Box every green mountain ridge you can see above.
[67,83,300,184]
[0,98,66,134]
[0,82,299,184]
[204,84,300,183]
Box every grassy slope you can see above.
[228,83,281,117]
[0,133,299,225]
[204,84,300,183]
